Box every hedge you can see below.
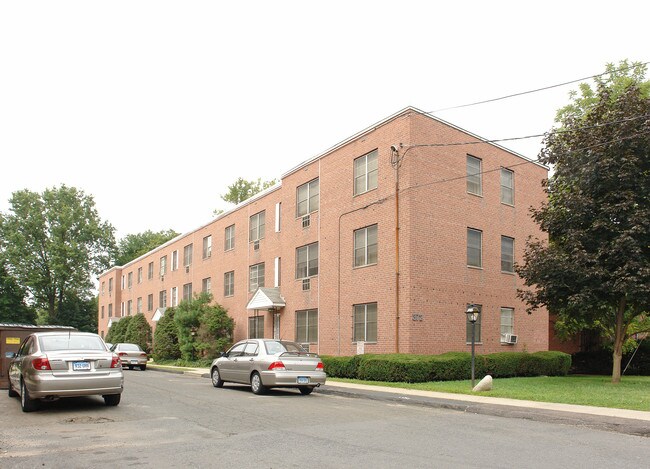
[321,351,571,383]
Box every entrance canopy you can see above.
[246,287,286,311]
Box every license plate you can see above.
[297,376,309,384]
[131,360,138,364]
[73,361,90,371]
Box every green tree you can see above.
[196,299,234,359]
[174,292,234,361]
[0,264,36,324]
[105,315,132,344]
[0,185,116,324]
[517,61,650,383]
[57,295,98,332]
[115,229,179,266]
[152,307,181,361]
[125,313,152,352]
[218,177,277,206]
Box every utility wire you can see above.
[428,61,649,113]
[406,113,650,149]
[402,131,650,194]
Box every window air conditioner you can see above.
[253,240,260,251]
[185,266,190,273]
[504,334,518,345]
[302,214,311,228]
[302,278,310,291]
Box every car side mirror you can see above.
[220,352,228,358]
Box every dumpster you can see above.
[0,323,76,389]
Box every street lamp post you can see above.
[466,305,480,389]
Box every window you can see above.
[101,282,105,296]
[108,303,113,317]
[137,297,142,314]
[108,278,113,294]
[500,307,514,341]
[501,168,514,205]
[224,271,235,297]
[171,287,178,307]
[296,242,318,279]
[101,305,104,319]
[249,317,264,339]
[127,272,133,289]
[354,149,378,195]
[354,303,377,342]
[501,236,515,273]
[127,300,132,315]
[249,263,265,292]
[160,256,167,277]
[224,224,235,251]
[467,228,482,268]
[172,250,179,271]
[249,211,265,242]
[203,235,212,259]
[296,178,319,217]
[148,262,154,280]
[466,155,482,196]
[159,290,167,308]
[137,267,142,284]
[147,294,153,312]
[466,304,482,342]
[274,257,281,287]
[183,283,192,301]
[202,277,211,293]
[121,275,125,290]
[275,203,281,232]
[296,309,318,343]
[354,224,378,267]
[184,244,193,267]
[121,302,125,317]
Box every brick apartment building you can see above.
[97,107,549,356]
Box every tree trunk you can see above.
[611,297,627,384]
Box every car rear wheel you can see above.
[250,372,267,395]
[20,379,38,412]
[211,367,224,388]
[128,365,134,370]
[140,365,147,371]
[8,379,18,398]
[103,394,121,406]
[299,386,314,395]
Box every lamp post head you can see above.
[466,305,480,323]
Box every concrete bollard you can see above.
[472,375,493,392]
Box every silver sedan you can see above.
[7,331,124,412]
[210,339,326,395]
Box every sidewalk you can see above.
[148,364,650,436]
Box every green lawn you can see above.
[330,375,650,411]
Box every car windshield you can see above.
[40,335,105,351]
[119,344,142,351]
[264,340,305,355]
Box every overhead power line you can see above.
[428,61,650,113]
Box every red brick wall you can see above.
[98,108,549,356]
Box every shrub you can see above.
[152,308,181,361]
[105,315,132,344]
[323,351,571,382]
[572,341,650,376]
[125,313,152,353]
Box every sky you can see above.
[1,1,648,240]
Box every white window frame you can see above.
[500,168,514,205]
[249,263,265,292]
[295,242,318,279]
[184,244,193,267]
[225,224,235,251]
[171,287,178,307]
[467,155,482,196]
[354,224,378,267]
[172,250,179,271]
[203,235,212,259]
[353,303,377,342]
[224,271,235,297]
[500,307,514,342]
[296,178,320,217]
[467,228,482,268]
[249,211,265,242]
[354,149,378,196]
[296,309,318,344]
[501,236,515,273]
